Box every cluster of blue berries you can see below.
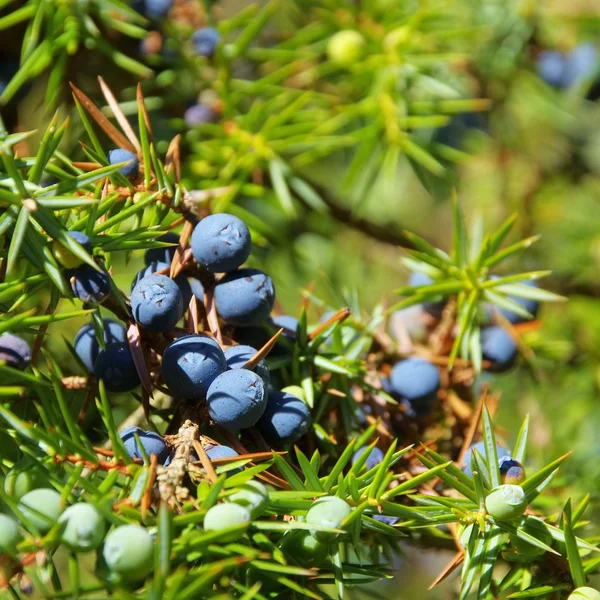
[393,272,541,374]
[126,213,275,334]
[64,212,311,470]
[133,4,222,128]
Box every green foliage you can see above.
[0,0,599,599]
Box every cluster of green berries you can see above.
[0,468,360,584]
[0,485,154,582]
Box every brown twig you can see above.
[54,454,131,475]
[290,177,417,249]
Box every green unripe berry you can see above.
[58,503,106,552]
[203,503,250,541]
[306,496,351,542]
[511,519,553,557]
[327,31,365,67]
[485,485,528,521]
[103,525,154,582]
[4,459,47,500]
[282,531,329,566]
[0,514,22,556]
[569,588,600,600]
[228,480,269,519]
[19,488,64,533]
[281,385,305,402]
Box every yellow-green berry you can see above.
[52,231,93,269]
[327,31,365,66]
[485,485,528,521]
[383,26,410,52]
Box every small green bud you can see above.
[306,495,352,542]
[327,31,365,67]
[0,514,22,556]
[19,488,64,534]
[569,587,600,600]
[103,525,154,582]
[203,503,250,542]
[58,503,106,552]
[485,485,528,521]
[228,480,269,519]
